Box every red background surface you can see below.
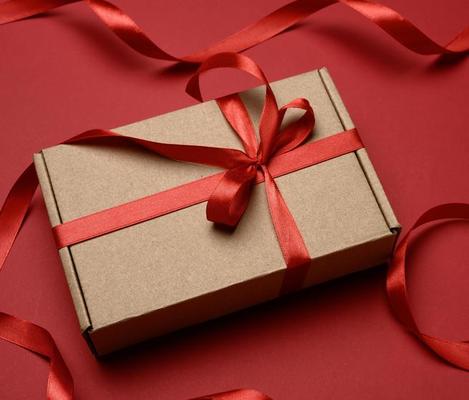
[1,1,468,398]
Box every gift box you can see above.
[33,68,400,355]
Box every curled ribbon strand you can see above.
[0,312,74,400]
[387,203,469,370]
[189,389,273,400]
[0,0,468,62]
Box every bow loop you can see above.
[257,84,280,164]
[206,164,257,227]
[216,94,258,158]
[271,98,315,156]
[188,53,315,228]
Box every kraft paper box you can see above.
[34,68,400,355]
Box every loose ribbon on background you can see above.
[0,0,468,399]
[387,203,469,370]
[189,389,273,400]
[0,0,468,59]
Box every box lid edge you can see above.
[33,152,93,333]
[317,68,400,233]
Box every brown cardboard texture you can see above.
[34,68,400,355]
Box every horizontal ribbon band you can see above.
[52,130,363,248]
[189,389,273,400]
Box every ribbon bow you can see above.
[206,92,314,230]
[187,54,314,287]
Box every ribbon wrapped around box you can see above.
[31,57,400,355]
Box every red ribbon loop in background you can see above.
[0,0,467,60]
[189,388,273,400]
[387,203,469,370]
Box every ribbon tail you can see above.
[189,388,272,400]
[419,333,469,371]
[0,164,74,399]
[0,312,74,400]
[1,0,468,62]
[261,167,311,294]
[0,163,38,269]
[387,203,469,370]
[342,0,469,55]
[0,0,77,25]
[206,166,257,227]
[67,128,250,170]
[83,0,181,61]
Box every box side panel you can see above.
[304,232,397,287]
[33,153,91,333]
[355,149,400,231]
[318,68,355,130]
[318,68,400,232]
[89,232,396,355]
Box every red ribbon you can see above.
[1,1,469,399]
[387,203,469,370]
[51,134,361,241]
[0,0,468,59]
[0,311,74,400]
[189,389,272,400]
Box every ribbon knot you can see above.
[183,53,316,286]
[204,88,315,229]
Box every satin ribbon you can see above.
[387,203,469,370]
[0,0,468,398]
[0,0,468,61]
[189,389,272,400]
[51,129,362,251]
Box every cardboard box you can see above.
[34,68,400,355]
